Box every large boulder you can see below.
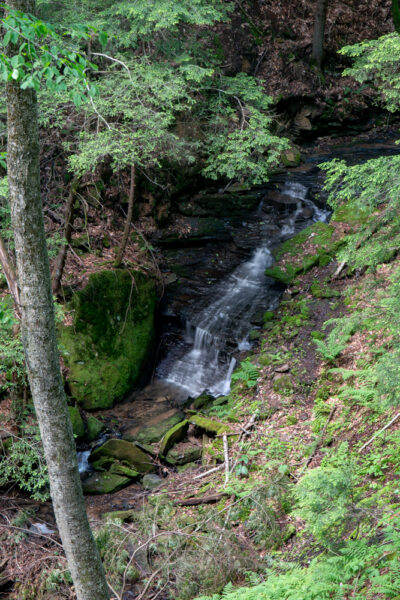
[82,472,131,494]
[89,439,155,474]
[60,269,156,410]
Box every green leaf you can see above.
[99,31,108,48]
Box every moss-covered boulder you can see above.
[159,420,189,456]
[60,269,156,410]
[142,474,164,490]
[90,439,155,473]
[82,472,131,494]
[131,411,186,445]
[68,406,84,440]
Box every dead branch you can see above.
[0,234,20,317]
[114,164,135,267]
[51,179,80,295]
[193,464,224,480]
[174,493,229,506]
[223,433,230,485]
[359,413,400,452]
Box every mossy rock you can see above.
[132,411,186,445]
[281,146,301,167]
[188,414,232,435]
[272,375,294,394]
[68,406,84,440]
[87,415,105,442]
[263,311,275,323]
[90,439,155,473]
[60,269,156,410]
[159,420,189,456]
[109,462,140,479]
[82,472,131,494]
[165,445,202,466]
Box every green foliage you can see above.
[340,33,400,112]
[0,7,100,105]
[294,462,355,545]
[231,358,259,388]
[313,317,358,362]
[0,299,25,393]
[0,421,49,501]
[37,0,288,184]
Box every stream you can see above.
[79,139,400,473]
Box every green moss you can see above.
[60,269,156,410]
[90,439,155,473]
[263,311,275,323]
[68,406,84,440]
[188,414,232,435]
[82,472,131,494]
[310,281,341,299]
[86,415,105,441]
[159,420,189,456]
[286,415,298,426]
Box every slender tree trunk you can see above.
[393,0,400,32]
[114,163,135,267]
[0,234,20,316]
[6,2,110,599]
[311,0,329,68]
[51,179,79,295]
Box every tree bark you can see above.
[114,164,135,267]
[0,234,20,316]
[6,2,110,599]
[51,179,79,296]
[311,0,329,68]
[393,0,400,33]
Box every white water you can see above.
[157,180,329,399]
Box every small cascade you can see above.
[156,177,330,400]
[77,450,92,475]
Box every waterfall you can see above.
[156,180,330,399]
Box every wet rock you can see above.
[68,406,84,440]
[159,420,189,456]
[86,415,105,441]
[166,444,202,466]
[133,411,186,445]
[90,439,155,473]
[142,474,164,490]
[153,217,232,247]
[82,472,131,494]
[188,414,232,435]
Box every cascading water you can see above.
[156,179,330,399]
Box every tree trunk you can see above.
[0,234,20,316]
[51,179,79,296]
[6,2,110,599]
[311,0,329,68]
[393,0,400,33]
[114,164,135,267]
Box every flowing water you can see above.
[155,180,330,399]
